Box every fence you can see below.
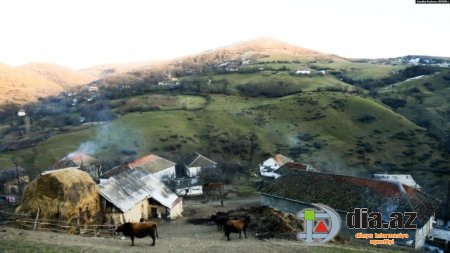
[0,210,117,237]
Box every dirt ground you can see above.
[0,195,407,253]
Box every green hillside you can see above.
[0,92,446,196]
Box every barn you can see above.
[99,168,183,224]
[53,152,102,179]
[260,170,441,248]
[15,168,101,226]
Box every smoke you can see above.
[73,123,137,156]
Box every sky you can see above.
[0,0,449,69]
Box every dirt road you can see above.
[0,195,405,253]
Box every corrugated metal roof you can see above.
[99,168,179,212]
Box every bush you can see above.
[381,97,407,109]
[357,114,376,124]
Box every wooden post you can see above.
[77,208,81,235]
[33,207,40,231]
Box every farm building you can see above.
[100,154,176,181]
[271,162,316,179]
[0,167,30,194]
[99,164,131,180]
[99,168,183,224]
[372,174,421,189]
[179,152,217,178]
[15,168,101,227]
[128,154,176,181]
[259,154,293,178]
[53,152,102,179]
[260,170,441,249]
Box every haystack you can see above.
[15,168,101,226]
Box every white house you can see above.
[372,174,421,189]
[295,70,311,75]
[259,154,293,178]
[88,86,99,92]
[180,152,217,178]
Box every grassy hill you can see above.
[0,92,446,197]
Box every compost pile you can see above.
[227,206,303,240]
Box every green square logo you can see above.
[304,210,315,220]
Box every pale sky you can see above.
[0,0,449,70]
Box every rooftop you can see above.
[181,152,217,168]
[128,154,176,173]
[261,170,441,227]
[99,168,179,212]
[272,154,293,166]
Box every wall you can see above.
[187,166,201,177]
[415,216,433,248]
[153,166,176,180]
[175,185,203,196]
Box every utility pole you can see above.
[14,160,21,194]
[446,180,450,226]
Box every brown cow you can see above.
[223,216,251,241]
[115,222,158,246]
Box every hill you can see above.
[0,64,63,104]
[0,37,448,201]
[20,63,95,89]
[0,63,95,105]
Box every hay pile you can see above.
[15,168,101,226]
[227,206,303,240]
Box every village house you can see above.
[179,152,217,178]
[259,154,293,178]
[99,168,183,224]
[128,154,176,181]
[372,174,421,189]
[100,154,176,181]
[260,170,440,249]
[295,69,311,75]
[217,61,240,72]
[53,152,102,179]
[88,86,99,92]
[271,162,316,179]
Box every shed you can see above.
[99,168,183,224]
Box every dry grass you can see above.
[15,168,101,226]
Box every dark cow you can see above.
[223,216,251,241]
[210,211,229,231]
[115,222,158,246]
